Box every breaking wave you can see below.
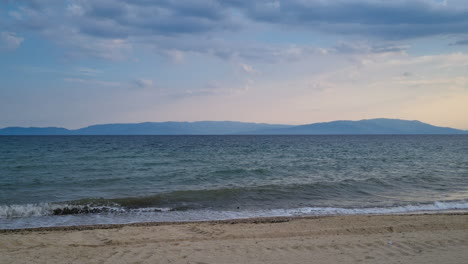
[1,200,467,220]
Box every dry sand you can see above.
[1,213,467,264]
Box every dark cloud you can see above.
[85,1,127,19]
[3,0,468,60]
[7,0,468,40]
[78,19,130,39]
[2,0,239,38]
[73,0,238,37]
[243,0,464,25]
[450,38,468,46]
[232,0,468,39]
[402,72,412,77]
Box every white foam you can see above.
[0,203,64,218]
[266,200,468,217]
[1,200,467,229]
[0,203,126,218]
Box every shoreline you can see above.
[2,211,467,233]
[2,202,468,231]
[1,213,467,263]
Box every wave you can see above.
[0,203,172,219]
[1,176,466,220]
[0,203,62,218]
[1,200,468,220]
[277,200,468,216]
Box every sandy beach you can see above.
[1,213,467,264]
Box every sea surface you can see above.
[1,135,467,229]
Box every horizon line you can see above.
[1,118,468,131]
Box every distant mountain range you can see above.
[0,119,467,135]
[249,119,467,135]
[0,121,292,135]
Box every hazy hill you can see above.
[252,118,467,135]
[0,127,70,135]
[0,121,291,135]
[0,119,466,135]
[72,121,292,135]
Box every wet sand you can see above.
[1,213,467,264]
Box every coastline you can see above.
[1,211,467,233]
[2,213,467,263]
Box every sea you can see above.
[1,135,467,229]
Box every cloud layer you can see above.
[2,0,468,60]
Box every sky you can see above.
[1,0,468,129]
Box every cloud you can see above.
[386,52,468,68]
[233,0,468,39]
[146,34,327,63]
[0,0,238,60]
[18,66,102,78]
[206,43,325,63]
[8,11,23,20]
[133,78,154,89]
[317,52,468,93]
[450,38,468,46]
[0,32,23,51]
[163,49,185,63]
[11,0,239,38]
[75,67,101,76]
[60,33,133,61]
[3,0,468,62]
[64,78,122,87]
[176,80,250,98]
[402,72,412,77]
[240,63,257,74]
[331,42,408,54]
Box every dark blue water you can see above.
[1,135,467,229]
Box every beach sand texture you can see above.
[1,213,467,264]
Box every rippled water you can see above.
[1,135,467,229]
